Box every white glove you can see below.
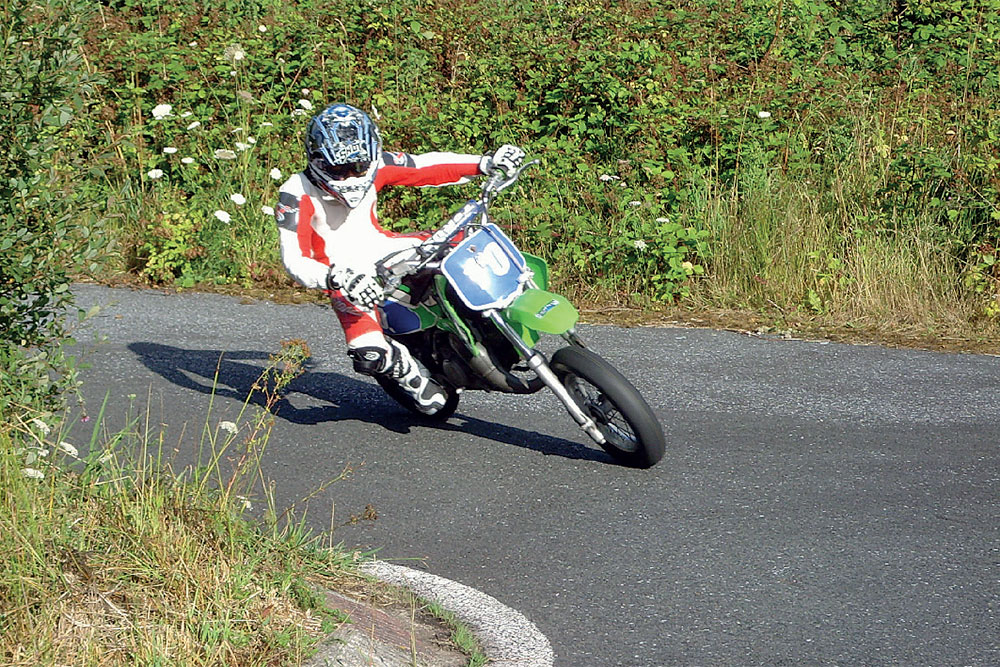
[327,265,382,310]
[480,144,525,176]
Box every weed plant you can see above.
[0,340,362,666]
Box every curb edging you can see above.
[361,561,555,667]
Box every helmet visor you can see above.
[322,160,371,181]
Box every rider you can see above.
[274,102,525,413]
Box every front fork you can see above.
[486,311,607,445]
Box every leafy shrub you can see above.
[963,243,1000,319]
[21,0,1000,324]
[0,0,106,415]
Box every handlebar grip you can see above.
[484,170,507,192]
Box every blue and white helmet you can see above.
[305,104,381,208]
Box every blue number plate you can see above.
[440,224,528,311]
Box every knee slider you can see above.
[348,346,390,376]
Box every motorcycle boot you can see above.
[349,340,447,414]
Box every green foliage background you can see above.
[77,0,999,308]
[4,0,1000,403]
[1,0,106,414]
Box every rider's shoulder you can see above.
[381,150,416,168]
[278,172,312,197]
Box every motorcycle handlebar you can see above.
[378,158,539,290]
[424,158,539,255]
[481,159,540,199]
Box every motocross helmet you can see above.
[305,104,381,208]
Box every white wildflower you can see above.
[302,88,310,95]
[260,122,273,127]
[181,111,193,118]
[235,142,250,151]
[269,167,282,180]
[291,109,307,116]
[633,239,647,251]
[599,174,620,182]
[757,110,772,119]
[223,44,246,63]
[258,25,267,32]
[230,70,237,77]
[214,149,237,160]
[229,193,246,206]
[147,168,165,179]
[162,146,178,154]
[22,468,44,480]
[629,201,642,207]
[186,120,201,130]
[261,205,275,216]
[236,495,252,510]
[181,157,195,165]
[57,441,79,458]
[247,137,256,144]
[298,99,313,110]
[656,217,671,223]
[230,127,244,134]
[30,418,51,436]
[151,104,172,120]
[189,41,198,47]
[218,420,238,435]
[214,210,232,223]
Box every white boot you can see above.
[349,340,447,414]
[385,340,447,414]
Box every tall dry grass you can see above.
[685,103,996,343]
[0,341,357,666]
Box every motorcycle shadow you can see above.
[127,342,612,464]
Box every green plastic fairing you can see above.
[504,288,579,335]
[434,274,481,355]
[523,252,549,289]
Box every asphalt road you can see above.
[69,284,999,666]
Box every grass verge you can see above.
[0,339,485,666]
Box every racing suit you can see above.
[274,150,484,352]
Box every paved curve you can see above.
[69,285,999,666]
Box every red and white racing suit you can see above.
[274,150,483,351]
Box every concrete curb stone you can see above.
[302,560,554,667]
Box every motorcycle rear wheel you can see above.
[550,346,665,468]
[375,375,460,422]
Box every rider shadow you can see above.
[127,342,611,463]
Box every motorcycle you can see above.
[373,160,665,468]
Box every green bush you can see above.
[10,0,999,325]
[0,0,106,415]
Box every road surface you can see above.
[69,285,999,666]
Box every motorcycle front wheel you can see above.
[550,346,665,468]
